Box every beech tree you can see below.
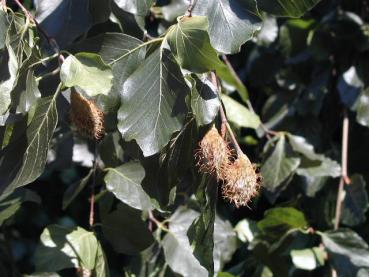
[1,0,369,276]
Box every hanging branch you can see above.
[334,109,350,230]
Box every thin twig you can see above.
[185,0,194,17]
[89,143,98,228]
[334,109,350,230]
[148,210,169,232]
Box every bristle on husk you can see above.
[221,154,261,208]
[196,125,232,178]
[70,89,105,140]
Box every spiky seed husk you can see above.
[70,89,105,140]
[196,125,232,178]
[221,153,261,208]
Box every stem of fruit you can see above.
[89,144,98,228]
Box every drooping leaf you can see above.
[221,94,261,129]
[113,0,154,15]
[257,0,321,17]
[341,174,369,227]
[104,162,152,210]
[62,169,93,210]
[290,247,326,270]
[162,207,208,277]
[0,91,59,197]
[0,188,40,225]
[0,10,8,50]
[355,87,369,127]
[17,70,42,114]
[192,0,262,54]
[257,207,308,236]
[321,229,369,276]
[189,75,220,126]
[287,134,341,178]
[34,225,99,272]
[72,33,146,113]
[167,16,224,73]
[117,47,189,157]
[60,53,113,97]
[0,46,18,115]
[101,204,154,254]
[261,136,300,192]
[35,0,92,47]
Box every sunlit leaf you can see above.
[60,53,113,97]
[104,162,152,210]
[117,47,189,157]
[257,0,321,17]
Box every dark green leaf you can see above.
[290,247,326,270]
[0,92,59,197]
[34,225,99,272]
[17,70,41,114]
[0,46,18,115]
[62,169,92,210]
[355,87,369,127]
[60,53,113,97]
[257,0,321,17]
[167,16,224,73]
[35,0,92,47]
[163,207,208,277]
[104,162,152,210]
[117,47,189,157]
[192,0,262,54]
[101,204,154,254]
[261,136,300,192]
[341,174,368,226]
[321,229,369,276]
[0,188,40,225]
[221,94,261,129]
[113,0,154,15]
[189,75,220,126]
[257,207,308,235]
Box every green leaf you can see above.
[257,207,308,235]
[0,46,18,115]
[163,207,208,277]
[0,188,40,225]
[287,134,341,178]
[161,0,187,22]
[321,229,369,276]
[341,174,369,226]
[104,162,152,210]
[189,75,220,126]
[192,0,262,54]
[17,70,41,114]
[0,10,9,50]
[355,87,369,127]
[221,94,261,129]
[60,53,113,97]
[261,136,300,192]
[257,0,321,17]
[0,91,59,197]
[113,0,154,15]
[62,169,93,210]
[35,0,92,48]
[34,225,99,272]
[167,16,224,73]
[101,204,154,254]
[235,218,259,243]
[290,247,326,270]
[117,47,189,157]
[94,242,110,277]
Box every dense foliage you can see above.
[1,0,369,276]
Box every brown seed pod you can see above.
[221,153,261,208]
[195,125,232,178]
[70,89,105,140]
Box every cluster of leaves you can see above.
[1,0,369,276]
